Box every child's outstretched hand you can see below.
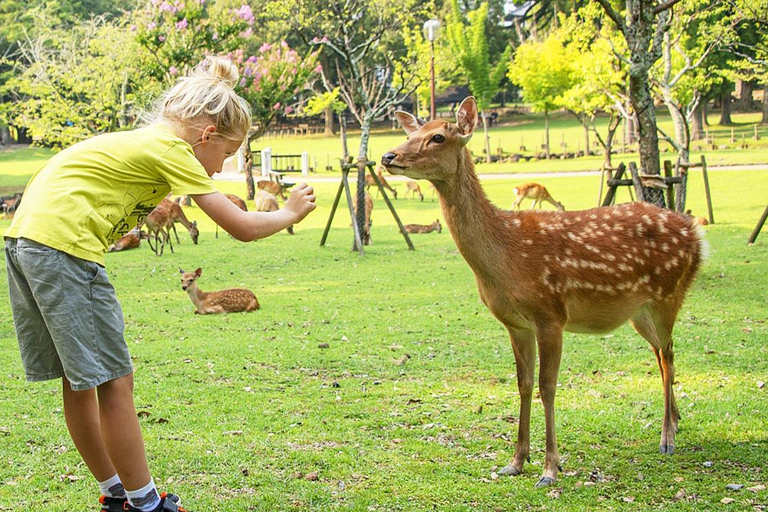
[285,183,316,223]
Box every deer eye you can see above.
[431,134,445,143]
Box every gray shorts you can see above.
[4,237,133,390]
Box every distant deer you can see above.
[179,267,260,314]
[169,198,199,245]
[403,180,424,201]
[382,96,706,487]
[144,199,174,256]
[257,179,286,200]
[108,228,145,252]
[215,194,248,238]
[512,183,565,211]
[404,219,442,234]
[255,190,294,234]
[351,191,374,245]
[1,192,22,218]
[365,168,398,198]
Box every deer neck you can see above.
[185,282,208,308]
[432,149,513,275]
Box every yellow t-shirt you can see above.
[4,124,217,265]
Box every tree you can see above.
[508,33,573,159]
[447,0,512,162]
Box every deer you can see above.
[351,191,374,245]
[404,219,442,234]
[381,96,707,488]
[1,192,22,219]
[364,168,398,199]
[108,228,146,252]
[257,179,286,200]
[144,199,175,256]
[215,194,248,238]
[255,190,294,234]
[403,180,424,201]
[168,198,199,245]
[179,267,260,314]
[512,183,565,211]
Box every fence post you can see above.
[262,147,272,177]
[301,152,309,176]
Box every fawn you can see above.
[382,96,706,487]
[365,168,398,199]
[512,182,565,211]
[404,219,442,234]
[179,267,260,314]
[403,180,424,201]
[255,190,294,234]
[215,193,248,238]
[108,228,144,252]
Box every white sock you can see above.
[126,478,161,512]
[98,474,126,498]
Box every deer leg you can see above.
[146,231,157,255]
[535,326,564,487]
[630,305,678,455]
[171,223,180,244]
[499,328,535,477]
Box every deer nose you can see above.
[381,152,397,166]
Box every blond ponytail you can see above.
[156,56,252,142]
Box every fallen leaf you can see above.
[223,430,243,436]
[757,381,765,389]
[748,485,766,493]
[720,498,735,504]
[621,496,635,503]
[305,471,319,481]
[394,354,411,365]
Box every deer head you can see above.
[179,267,202,290]
[381,97,478,181]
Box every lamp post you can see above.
[423,19,440,121]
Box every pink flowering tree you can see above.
[134,0,254,82]
[229,42,321,199]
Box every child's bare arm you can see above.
[192,183,316,241]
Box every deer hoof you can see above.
[498,464,522,476]
[535,476,556,488]
[660,444,675,455]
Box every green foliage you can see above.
[303,88,346,117]
[508,32,574,114]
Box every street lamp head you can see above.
[423,19,441,42]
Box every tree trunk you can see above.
[583,117,590,156]
[339,112,349,161]
[719,86,733,126]
[762,84,768,124]
[353,116,372,251]
[544,109,550,159]
[324,106,335,135]
[629,64,661,175]
[733,79,755,112]
[691,101,705,140]
[0,126,12,145]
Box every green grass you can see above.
[1,153,767,511]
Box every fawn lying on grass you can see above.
[404,219,442,234]
[179,267,260,314]
[382,96,707,487]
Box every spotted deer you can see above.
[365,168,398,198]
[144,199,174,256]
[169,198,199,245]
[179,267,260,314]
[257,179,286,200]
[512,183,565,211]
[215,194,248,238]
[381,96,706,487]
[404,219,442,234]
[403,180,424,201]
[255,190,294,234]
[108,228,145,252]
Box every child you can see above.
[3,57,316,512]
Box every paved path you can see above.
[214,162,768,184]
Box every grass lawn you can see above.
[1,149,767,511]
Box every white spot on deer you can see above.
[661,243,670,252]
[524,239,533,245]
[511,219,522,227]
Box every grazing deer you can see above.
[108,228,145,252]
[1,192,22,218]
[169,198,199,245]
[179,267,260,314]
[403,180,424,201]
[255,190,294,234]
[512,183,565,211]
[215,193,248,238]
[382,97,706,487]
[351,191,374,245]
[365,168,398,199]
[257,179,286,200]
[404,219,442,234]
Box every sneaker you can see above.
[99,492,184,512]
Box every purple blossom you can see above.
[285,106,294,115]
[175,18,188,30]
[169,66,178,76]
[314,65,323,73]
[239,28,253,38]
[259,43,271,53]
[158,35,166,42]
[159,2,176,14]
[147,21,157,30]
[273,102,281,110]
[130,25,137,32]
[235,4,254,24]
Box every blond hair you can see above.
[156,56,252,143]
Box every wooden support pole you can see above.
[747,204,768,244]
[700,155,715,224]
[663,160,675,212]
[628,162,645,203]
[368,165,415,250]
[601,162,626,207]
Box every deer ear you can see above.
[195,267,202,276]
[456,97,478,142]
[179,267,184,274]
[395,111,422,135]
